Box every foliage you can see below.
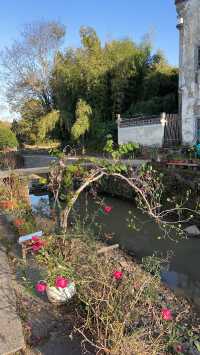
[103,135,139,159]
[37,110,60,142]
[12,108,60,144]
[0,123,18,149]
[14,213,37,236]
[49,138,199,234]
[5,24,178,148]
[51,28,178,148]
[11,99,46,144]
[142,252,171,279]
[126,64,178,116]
[35,228,200,354]
[71,99,92,141]
[12,117,37,145]
[0,174,30,216]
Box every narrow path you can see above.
[0,215,25,354]
[0,214,92,355]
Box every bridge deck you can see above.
[0,156,149,179]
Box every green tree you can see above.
[11,99,44,144]
[8,25,178,148]
[71,99,92,152]
[0,123,18,150]
[37,110,60,142]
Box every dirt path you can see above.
[0,215,92,355]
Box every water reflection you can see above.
[30,194,50,217]
[162,271,200,308]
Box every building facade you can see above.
[176,0,200,144]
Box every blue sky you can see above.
[0,0,179,120]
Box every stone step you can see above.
[0,223,25,354]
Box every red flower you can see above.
[175,344,183,353]
[161,308,173,321]
[104,206,112,214]
[35,282,47,293]
[55,276,68,288]
[113,271,123,280]
[31,236,44,252]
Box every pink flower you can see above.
[55,276,68,288]
[31,237,44,251]
[161,308,173,321]
[113,271,123,280]
[32,236,40,242]
[104,206,112,214]
[35,282,47,293]
[175,344,183,353]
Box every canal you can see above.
[30,190,200,309]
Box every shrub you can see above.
[0,124,18,150]
[35,230,200,354]
[0,151,24,169]
[0,174,29,211]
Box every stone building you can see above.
[176,0,200,144]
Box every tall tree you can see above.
[1,21,65,114]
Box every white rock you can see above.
[184,225,200,237]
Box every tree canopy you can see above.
[1,21,65,113]
[2,23,178,149]
[52,28,178,149]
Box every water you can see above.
[30,191,200,309]
[30,193,50,217]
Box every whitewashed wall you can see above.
[118,124,165,146]
[176,0,200,144]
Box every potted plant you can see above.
[36,275,76,305]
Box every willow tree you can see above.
[71,99,92,153]
[37,110,60,142]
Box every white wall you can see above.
[118,124,165,146]
[176,0,200,145]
